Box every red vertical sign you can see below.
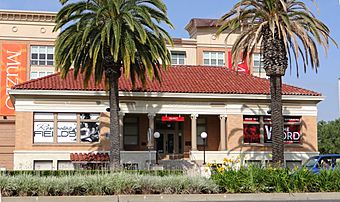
[0,44,27,115]
[228,50,249,74]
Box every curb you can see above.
[1,193,340,202]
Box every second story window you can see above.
[30,71,54,80]
[253,53,265,74]
[203,51,224,66]
[31,46,54,66]
[171,51,186,65]
[30,45,55,80]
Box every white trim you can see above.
[13,99,318,116]
[9,89,324,101]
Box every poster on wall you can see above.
[227,50,249,74]
[34,122,54,143]
[0,44,27,115]
[264,117,301,144]
[80,122,100,142]
[243,124,261,143]
[57,122,77,143]
[80,113,100,143]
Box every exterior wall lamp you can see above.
[200,132,208,165]
[153,131,160,165]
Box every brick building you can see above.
[1,10,322,170]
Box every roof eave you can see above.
[9,89,324,102]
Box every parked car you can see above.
[302,154,340,173]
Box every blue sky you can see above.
[1,0,340,121]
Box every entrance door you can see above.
[154,118,184,159]
[167,133,174,154]
[156,131,175,156]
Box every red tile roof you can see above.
[12,65,321,96]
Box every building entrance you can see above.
[155,117,184,159]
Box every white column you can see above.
[147,113,156,149]
[219,115,227,151]
[191,114,198,151]
[119,112,125,150]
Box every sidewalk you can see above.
[2,193,340,202]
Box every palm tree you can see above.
[54,0,173,169]
[217,0,336,166]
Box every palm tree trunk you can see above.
[270,75,284,166]
[108,70,121,169]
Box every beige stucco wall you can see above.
[167,45,197,65]
[195,27,239,47]
[0,22,58,40]
[0,10,58,41]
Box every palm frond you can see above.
[216,0,337,77]
[54,0,173,88]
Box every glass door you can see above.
[167,133,174,154]
[155,131,175,157]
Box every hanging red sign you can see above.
[162,116,184,122]
[227,50,250,74]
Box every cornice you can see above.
[0,10,56,23]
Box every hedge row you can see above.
[211,166,340,193]
[0,167,339,196]
[0,172,218,196]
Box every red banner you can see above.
[162,116,184,122]
[228,50,249,74]
[0,44,27,115]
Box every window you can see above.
[243,116,261,143]
[31,46,54,66]
[33,113,100,144]
[30,45,55,79]
[33,160,53,170]
[124,117,138,145]
[253,53,264,74]
[171,51,186,65]
[30,71,54,80]
[243,115,302,144]
[34,113,54,143]
[203,51,224,66]
[197,118,207,145]
[57,113,77,143]
[57,160,74,170]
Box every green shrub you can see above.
[211,166,340,193]
[0,172,217,196]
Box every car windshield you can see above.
[303,157,318,168]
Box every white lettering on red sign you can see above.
[5,50,21,110]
